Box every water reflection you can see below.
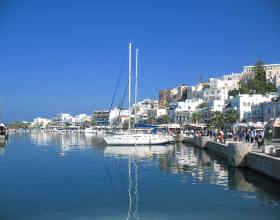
[30,132,104,152]
[104,145,174,159]
[28,132,280,206]
[169,143,229,187]
[0,138,7,159]
[103,145,175,220]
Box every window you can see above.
[268,108,271,114]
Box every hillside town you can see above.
[15,61,278,138]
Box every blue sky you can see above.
[0,0,280,121]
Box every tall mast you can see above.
[128,42,132,132]
[134,48,139,124]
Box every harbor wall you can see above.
[184,136,280,183]
[206,141,228,159]
[183,136,210,148]
[246,152,280,182]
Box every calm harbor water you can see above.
[0,133,279,220]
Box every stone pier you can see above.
[184,136,280,183]
[228,142,252,167]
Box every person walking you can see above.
[250,129,255,144]
[256,131,263,148]
[245,130,250,143]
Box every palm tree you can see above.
[190,112,201,124]
[225,109,239,124]
[147,116,157,125]
[157,115,170,124]
[210,111,224,130]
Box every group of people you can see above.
[189,127,265,148]
[237,129,264,147]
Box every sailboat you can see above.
[103,43,174,146]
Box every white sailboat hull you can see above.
[103,134,173,146]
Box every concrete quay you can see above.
[184,136,280,182]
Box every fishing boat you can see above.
[103,43,173,146]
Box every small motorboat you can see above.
[0,123,8,140]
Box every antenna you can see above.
[0,96,3,120]
[199,73,203,83]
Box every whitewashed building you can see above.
[208,99,225,112]
[230,94,277,122]
[133,99,166,123]
[174,98,203,124]
[250,98,280,122]
[109,108,129,126]
[203,87,228,101]
[56,113,73,125]
[220,73,242,91]
[72,114,91,126]
[31,117,51,128]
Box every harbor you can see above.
[0,132,279,219]
[1,0,280,219]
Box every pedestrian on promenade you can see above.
[256,131,263,148]
[245,130,251,143]
[250,129,255,144]
[238,130,244,142]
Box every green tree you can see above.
[198,102,208,109]
[122,118,135,130]
[190,112,201,124]
[228,89,239,97]
[91,119,97,126]
[229,61,276,97]
[7,121,31,129]
[147,116,157,125]
[225,109,239,124]
[157,115,170,124]
[82,120,91,128]
[210,111,224,130]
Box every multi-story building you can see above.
[72,114,91,126]
[174,98,203,124]
[220,73,242,91]
[109,108,129,126]
[56,113,73,125]
[250,98,280,122]
[243,63,280,86]
[229,93,277,122]
[203,87,228,101]
[92,110,110,126]
[222,72,243,82]
[134,99,159,122]
[199,100,226,123]
[31,117,51,128]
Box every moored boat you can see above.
[0,123,8,139]
[103,133,173,146]
[103,43,174,146]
